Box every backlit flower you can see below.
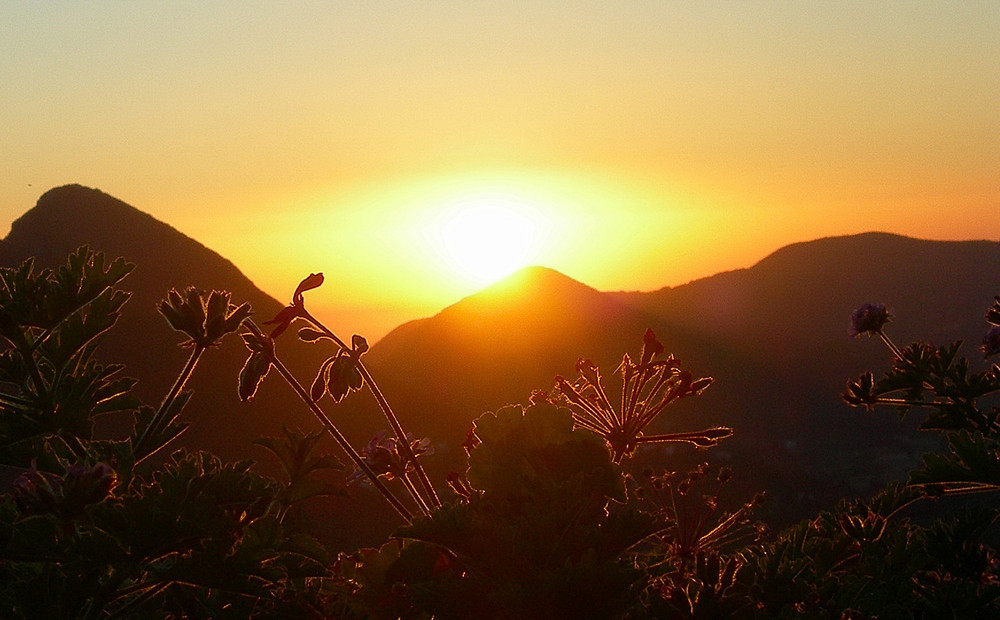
[348,430,434,484]
[850,303,891,337]
[982,326,1000,358]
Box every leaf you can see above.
[910,431,1000,493]
[297,327,327,342]
[467,402,625,504]
[283,477,348,506]
[327,355,363,402]
[223,301,253,333]
[252,425,343,483]
[238,351,272,402]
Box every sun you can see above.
[431,198,542,286]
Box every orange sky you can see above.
[2,3,998,341]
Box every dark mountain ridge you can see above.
[4,185,999,542]
[0,185,330,469]
[361,232,1000,525]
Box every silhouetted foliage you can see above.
[3,247,1000,618]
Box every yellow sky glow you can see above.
[1,2,997,341]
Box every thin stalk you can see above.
[13,338,47,405]
[590,372,620,426]
[245,321,413,521]
[871,397,939,408]
[559,378,618,432]
[357,363,441,509]
[0,391,33,408]
[102,582,172,620]
[637,428,732,446]
[401,473,432,517]
[134,344,205,462]
[569,414,607,436]
[876,330,904,360]
[299,308,440,509]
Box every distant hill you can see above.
[356,232,1000,527]
[0,185,330,468]
[4,185,999,545]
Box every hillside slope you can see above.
[0,185,329,467]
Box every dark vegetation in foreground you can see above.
[2,247,1000,618]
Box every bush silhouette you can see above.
[2,247,999,618]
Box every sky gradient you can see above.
[3,2,998,341]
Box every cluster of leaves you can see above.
[728,297,1000,617]
[6,246,1000,618]
[327,392,754,618]
[738,484,1000,617]
[0,248,342,618]
[843,299,1000,496]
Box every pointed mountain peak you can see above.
[14,184,161,237]
[474,265,597,298]
[3,184,197,265]
[0,184,270,314]
[440,265,606,321]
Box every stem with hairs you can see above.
[244,320,413,521]
[299,307,441,509]
[134,343,205,463]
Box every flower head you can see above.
[850,303,891,337]
[158,288,251,347]
[982,326,1000,359]
[554,329,725,463]
[263,272,324,339]
[12,461,118,519]
[348,430,434,484]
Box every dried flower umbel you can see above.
[555,329,732,463]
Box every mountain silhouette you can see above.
[0,185,330,469]
[357,232,1000,526]
[4,185,999,545]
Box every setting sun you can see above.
[431,198,542,286]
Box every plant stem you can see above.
[356,362,441,509]
[299,308,441,509]
[245,321,413,521]
[402,473,432,517]
[134,344,205,462]
[876,330,904,360]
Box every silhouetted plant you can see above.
[238,272,438,521]
[554,328,731,463]
[343,401,664,619]
[0,248,335,618]
[252,424,346,521]
[844,299,1000,494]
[132,286,251,462]
[21,247,1000,618]
[627,464,765,616]
[330,331,744,619]
[730,297,1000,617]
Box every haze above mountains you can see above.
[4,184,999,547]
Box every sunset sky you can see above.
[2,2,998,341]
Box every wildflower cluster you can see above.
[12,460,117,520]
[849,302,891,337]
[554,328,731,462]
[348,430,434,484]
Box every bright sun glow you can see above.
[432,198,542,285]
